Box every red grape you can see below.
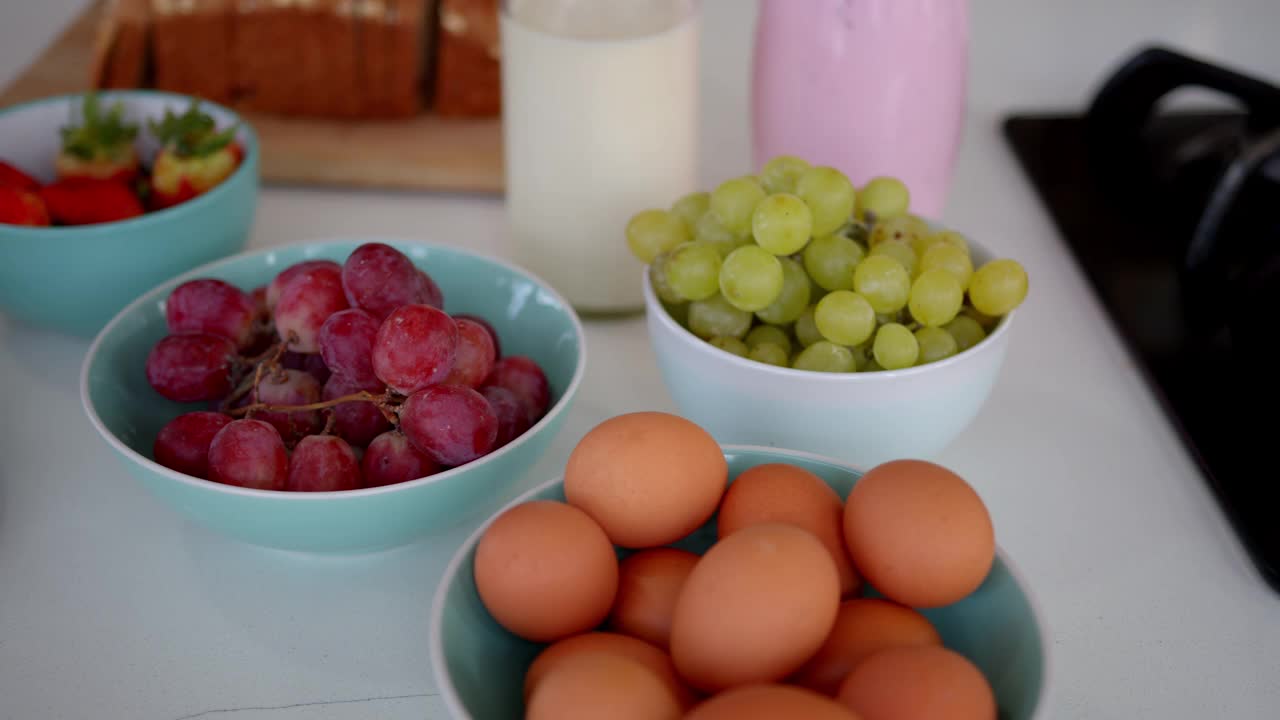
[267,259,342,310]
[250,285,269,317]
[318,308,380,385]
[207,418,289,490]
[400,384,498,466]
[482,356,551,425]
[274,265,349,352]
[419,270,444,310]
[302,352,331,385]
[323,373,390,447]
[286,434,361,492]
[166,279,257,349]
[146,333,237,402]
[443,317,497,388]
[371,304,458,395]
[341,243,437,320]
[153,411,232,478]
[252,368,322,445]
[480,385,529,448]
[454,314,501,358]
[361,430,440,488]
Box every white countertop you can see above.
[2,1,1279,718]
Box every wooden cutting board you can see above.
[0,0,505,193]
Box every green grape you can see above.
[796,166,856,236]
[760,155,812,194]
[908,269,964,327]
[869,213,930,249]
[688,294,753,339]
[920,243,974,289]
[869,240,919,277]
[671,191,711,234]
[666,242,722,301]
[793,341,856,372]
[944,315,987,351]
[746,324,793,355]
[794,304,824,347]
[962,303,1001,330]
[626,209,689,263]
[856,176,910,222]
[872,323,919,370]
[752,193,813,255]
[748,342,790,367]
[969,259,1029,316]
[814,290,876,346]
[930,230,971,255]
[862,357,884,372]
[803,233,865,291]
[695,212,749,259]
[850,342,869,370]
[720,245,784,312]
[710,176,767,236]
[852,254,911,313]
[754,256,810,324]
[662,299,690,328]
[915,326,959,364]
[876,311,902,326]
[710,335,749,357]
[842,221,871,246]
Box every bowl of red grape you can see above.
[80,239,586,553]
[628,161,1029,467]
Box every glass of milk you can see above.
[501,0,700,314]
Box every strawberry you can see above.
[0,186,50,226]
[56,93,140,184]
[39,178,143,225]
[0,160,40,191]
[148,101,241,210]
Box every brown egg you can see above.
[842,460,994,608]
[523,631,698,708]
[836,646,995,720]
[685,684,862,720]
[526,652,682,720]
[607,548,700,650]
[671,523,840,692]
[718,463,861,595]
[791,599,942,696]
[473,500,618,642]
[564,412,727,548]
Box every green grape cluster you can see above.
[625,159,1030,373]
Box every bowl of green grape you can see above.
[628,158,1029,467]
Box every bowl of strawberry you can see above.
[0,91,257,337]
[80,240,586,553]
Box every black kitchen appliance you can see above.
[1004,46,1280,593]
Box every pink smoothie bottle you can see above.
[751,0,969,216]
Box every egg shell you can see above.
[523,631,698,708]
[473,500,618,642]
[525,652,682,720]
[717,463,861,595]
[685,684,862,720]
[608,548,700,650]
[790,598,941,696]
[565,412,728,548]
[842,459,994,608]
[671,523,841,692]
[836,645,995,720]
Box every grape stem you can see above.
[227,390,394,418]
[220,340,287,412]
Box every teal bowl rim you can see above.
[78,237,588,502]
[0,89,259,239]
[642,234,1017,382]
[426,444,1053,720]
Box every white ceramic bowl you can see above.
[644,239,1013,467]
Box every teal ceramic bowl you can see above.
[80,239,586,553]
[0,90,258,337]
[430,446,1049,719]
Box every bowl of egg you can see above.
[430,411,1049,720]
[629,162,1029,467]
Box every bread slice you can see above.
[432,0,499,116]
[152,0,234,103]
[91,0,153,89]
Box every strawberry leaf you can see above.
[148,100,239,158]
[59,93,139,161]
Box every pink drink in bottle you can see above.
[751,0,969,216]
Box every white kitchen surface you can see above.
[2,1,1279,718]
